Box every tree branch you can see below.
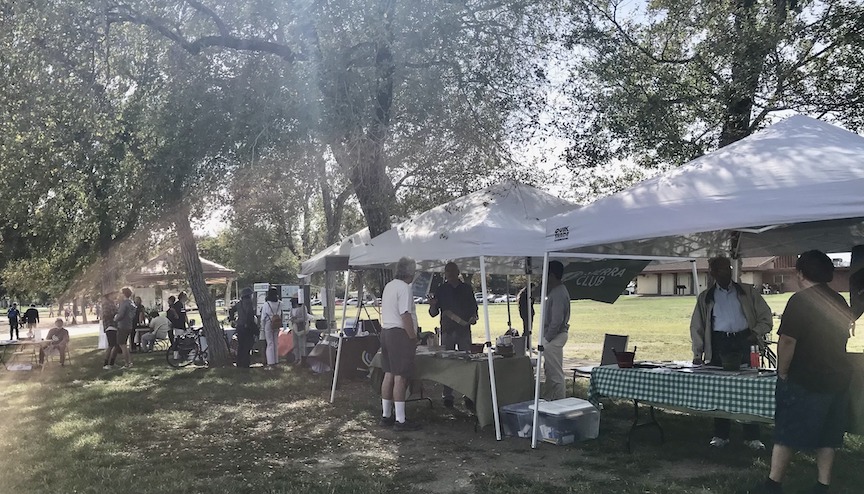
[107,6,304,62]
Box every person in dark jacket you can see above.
[234,287,258,368]
[7,303,20,340]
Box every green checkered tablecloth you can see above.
[588,365,776,420]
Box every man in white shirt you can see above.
[691,256,773,450]
[379,257,421,431]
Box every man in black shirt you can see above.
[429,262,478,408]
[760,250,853,494]
[24,304,40,338]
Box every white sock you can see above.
[381,399,393,418]
[395,401,407,423]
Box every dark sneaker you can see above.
[463,397,475,412]
[443,398,454,408]
[379,415,396,427]
[393,419,421,432]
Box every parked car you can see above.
[493,294,517,303]
[413,296,428,304]
[310,298,321,306]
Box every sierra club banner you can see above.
[561,259,650,303]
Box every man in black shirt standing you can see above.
[429,262,478,408]
[759,250,853,494]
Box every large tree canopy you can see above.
[107,0,559,237]
[562,0,864,171]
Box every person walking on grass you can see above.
[757,250,854,494]
[260,287,282,368]
[7,303,20,340]
[102,293,119,369]
[378,257,421,431]
[24,304,40,340]
[112,287,135,369]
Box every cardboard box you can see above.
[529,398,600,445]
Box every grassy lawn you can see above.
[1,295,862,493]
[320,294,864,362]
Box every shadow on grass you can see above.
[0,338,862,494]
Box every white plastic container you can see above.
[529,397,601,445]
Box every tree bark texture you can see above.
[174,206,231,367]
[80,296,88,323]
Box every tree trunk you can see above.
[80,296,88,323]
[71,298,78,325]
[174,206,231,367]
[718,0,789,147]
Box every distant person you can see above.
[518,283,536,340]
[24,304,40,339]
[378,257,420,431]
[542,261,570,401]
[64,306,71,322]
[112,287,135,368]
[165,295,178,343]
[290,298,313,366]
[131,295,146,352]
[141,310,172,353]
[428,261,477,408]
[39,318,70,366]
[260,287,282,368]
[102,293,119,369]
[759,251,854,494]
[234,287,258,368]
[691,256,772,449]
[7,303,20,340]
[48,306,55,318]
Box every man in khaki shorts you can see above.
[378,257,421,431]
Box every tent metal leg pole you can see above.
[690,260,700,296]
[531,253,550,449]
[330,271,351,404]
[479,256,502,440]
[526,273,532,355]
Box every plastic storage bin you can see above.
[528,398,600,445]
[500,400,541,438]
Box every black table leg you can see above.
[627,400,664,453]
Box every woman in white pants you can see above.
[290,298,313,365]
[260,288,282,367]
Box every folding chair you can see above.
[570,334,628,396]
[41,344,72,371]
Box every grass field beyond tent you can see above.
[1,295,862,494]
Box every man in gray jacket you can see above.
[691,256,773,450]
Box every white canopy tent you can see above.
[544,115,864,258]
[349,180,577,274]
[300,227,374,276]
[531,115,864,448]
[349,181,579,439]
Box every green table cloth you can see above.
[588,365,776,422]
[370,353,534,428]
